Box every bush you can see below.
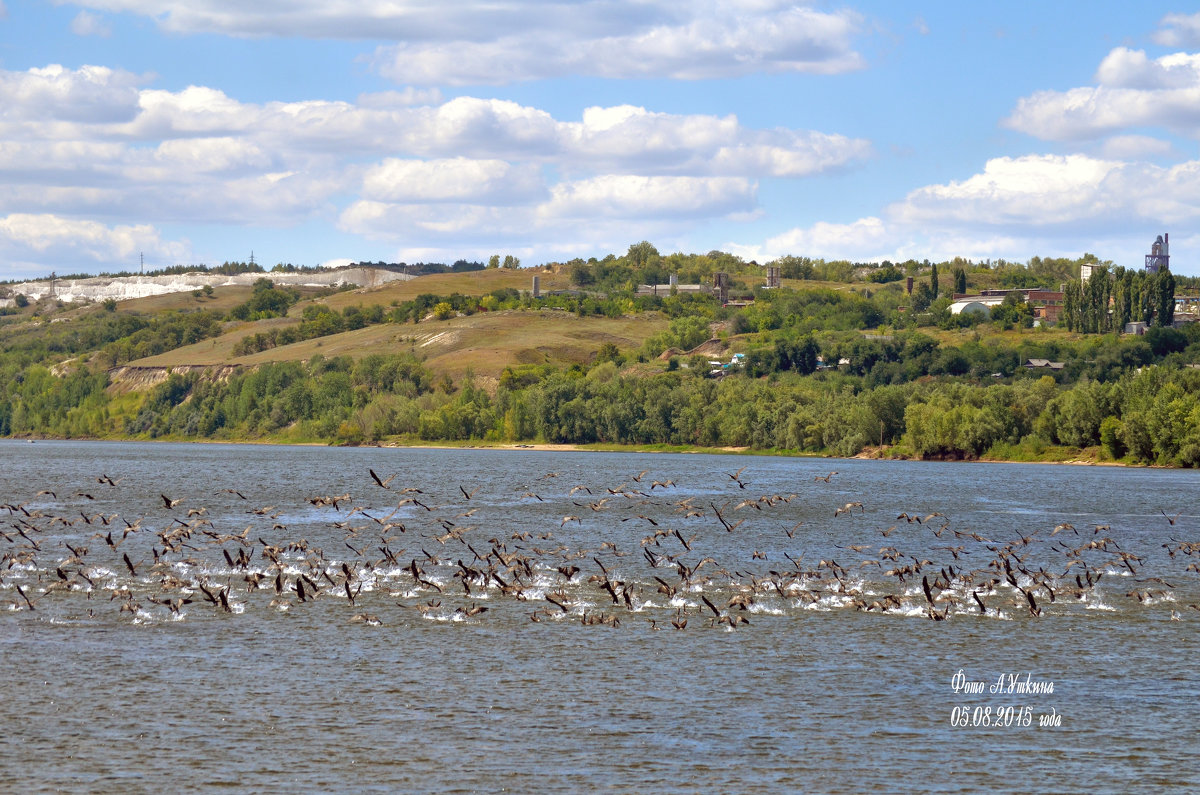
[1099,415,1124,459]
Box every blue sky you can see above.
[2,1,1200,279]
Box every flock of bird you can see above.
[2,462,1197,629]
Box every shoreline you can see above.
[4,434,1157,467]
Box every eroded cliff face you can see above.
[9,267,413,303]
[106,364,245,394]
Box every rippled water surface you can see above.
[2,441,1199,793]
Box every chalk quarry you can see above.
[2,267,414,305]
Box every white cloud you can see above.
[891,154,1127,226]
[559,105,870,177]
[0,64,865,223]
[0,213,189,277]
[361,158,546,204]
[541,175,756,220]
[132,85,253,136]
[71,10,112,37]
[1153,12,1200,48]
[65,1,864,85]
[743,150,1200,266]
[1101,135,1175,159]
[749,217,889,261]
[0,64,143,124]
[372,5,864,85]
[0,61,870,273]
[1005,48,1200,141]
[1094,47,1200,89]
[357,88,444,108]
[152,137,273,174]
[338,200,532,240]
[339,175,756,246]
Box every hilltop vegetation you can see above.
[2,243,1200,466]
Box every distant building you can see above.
[1146,233,1170,274]
[713,272,730,304]
[949,288,1064,323]
[635,275,711,297]
[1125,321,1149,336]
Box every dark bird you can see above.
[150,597,192,616]
[369,469,397,489]
[161,494,184,510]
[1022,587,1042,617]
[728,466,749,488]
[921,575,936,606]
[15,585,36,611]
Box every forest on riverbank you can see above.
[2,245,1199,466]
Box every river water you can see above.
[1,441,1198,793]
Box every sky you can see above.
[2,2,1200,280]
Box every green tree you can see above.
[1063,280,1080,332]
[1154,268,1176,327]
[953,267,967,295]
[488,255,500,269]
[1112,267,1132,331]
[1138,270,1155,324]
[626,241,660,269]
[595,342,622,364]
[773,255,815,280]
[929,262,939,300]
[911,282,934,312]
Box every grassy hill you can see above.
[130,308,668,384]
[310,266,570,310]
[89,267,658,386]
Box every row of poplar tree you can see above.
[1061,265,1175,333]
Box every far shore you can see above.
[6,434,1160,467]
